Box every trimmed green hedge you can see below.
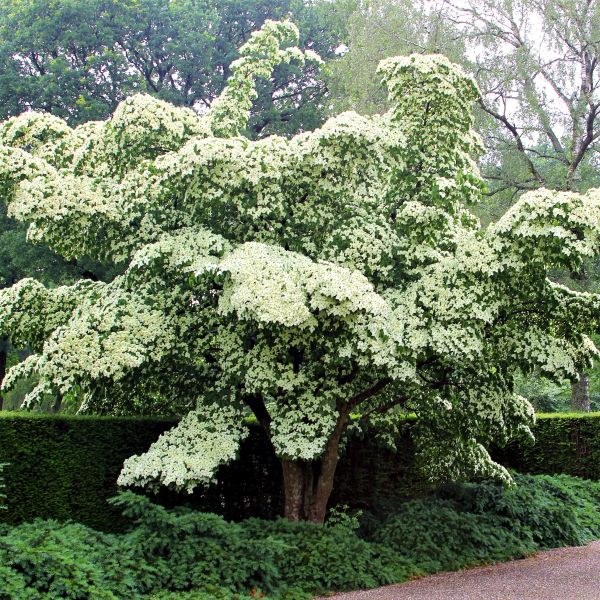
[0,413,283,531]
[0,414,177,531]
[495,412,600,480]
[0,411,599,531]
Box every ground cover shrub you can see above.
[0,474,599,599]
[372,473,600,574]
[373,499,534,573]
[438,473,600,548]
[0,520,138,600]
[110,492,410,596]
[239,518,414,591]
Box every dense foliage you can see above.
[331,0,600,410]
[0,0,346,411]
[2,18,600,521]
[1,474,599,599]
[0,194,104,410]
[370,473,600,570]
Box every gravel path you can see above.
[315,541,600,600]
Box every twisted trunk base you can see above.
[249,382,391,523]
[281,406,350,523]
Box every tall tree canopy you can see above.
[0,0,345,137]
[2,20,600,522]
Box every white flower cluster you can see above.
[208,19,322,137]
[1,20,599,492]
[118,403,248,492]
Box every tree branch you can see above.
[480,100,545,185]
[348,378,391,410]
[244,395,272,436]
[358,395,407,419]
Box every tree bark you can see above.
[571,372,591,412]
[51,393,63,414]
[281,405,351,524]
[0,336,6,411]
[281,459,314,521]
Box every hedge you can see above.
[494,412,600,479]
[0,413,282,531]
[0,411,599,531]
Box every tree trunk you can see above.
[281,459,314,521]
[51,393,63,414]
[0,336,6,411]
[282,456,340,523]
[281,405,351,523]
[247,386,391,523]
[571,372,591,412]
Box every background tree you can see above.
[328,0,465,115]
[447,0,600,193]
[2,20,600,523]
[0,0,346,137]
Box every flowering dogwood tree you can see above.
[1,20,600,523]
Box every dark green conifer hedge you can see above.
[0,412,598,530]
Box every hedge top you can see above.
[0,411,599,422]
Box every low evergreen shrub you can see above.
[438,473,600,548]
[0,520,136,599]
[372,473,600,574]
[109,492,410,596]
[0,474,599,599]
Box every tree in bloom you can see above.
[1,20,600,523]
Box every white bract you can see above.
[1,22,600,503]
